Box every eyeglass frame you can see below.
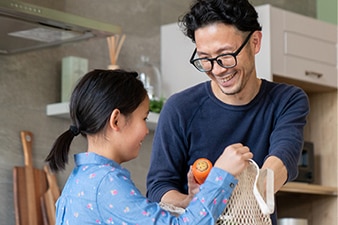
[189,30,255,72]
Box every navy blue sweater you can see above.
[146,79,309,223]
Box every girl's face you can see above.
[117,97,150,163]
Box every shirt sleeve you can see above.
[97,167,237,225]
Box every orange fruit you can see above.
[192,158,213,184]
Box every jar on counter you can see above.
[137,55,162,101]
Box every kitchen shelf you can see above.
[46,102,69,118]
[279,182,337,196]
[46,102,159,130]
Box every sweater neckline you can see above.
[205,79,267,110]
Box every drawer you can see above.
[285,32,336,66]
[284,55,337,88]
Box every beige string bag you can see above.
[216,159,274,225]
[160,160,274,225]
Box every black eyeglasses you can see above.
[190,31,255,72]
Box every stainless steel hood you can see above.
[0,0,121,54]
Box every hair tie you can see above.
[69,125,80,136]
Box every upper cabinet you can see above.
[255,5,337,92]
[160,23,209,98]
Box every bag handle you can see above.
[249,159,275,214]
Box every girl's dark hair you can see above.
[45,69,148,172]
[180,0,262,42]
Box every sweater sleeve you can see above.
[266,84,309,181]
[146,93,193,202]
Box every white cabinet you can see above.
[160,23,208,98]
[255,5,337,91]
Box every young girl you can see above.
[45,69,252,225]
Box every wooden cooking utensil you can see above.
[13,131,47,225]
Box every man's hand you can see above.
[187,166,200,196]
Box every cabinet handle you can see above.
[305,71,323,79]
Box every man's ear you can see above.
[252,30,262,55]
[109,109,121,130]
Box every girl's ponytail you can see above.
[45,126,79,172]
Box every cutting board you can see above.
[41,165,60,225]
[13,131,47,225]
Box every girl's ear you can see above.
[109,109,121,130]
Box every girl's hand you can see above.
[214,143,253,177]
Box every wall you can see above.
[317,0,338,24]
[0,0,323,224]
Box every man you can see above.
[146,0,309,224]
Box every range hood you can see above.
[0,0,121,54]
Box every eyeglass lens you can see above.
[194,55,236,72]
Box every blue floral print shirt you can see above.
[55,152,237,225]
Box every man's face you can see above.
[194,23,261,102]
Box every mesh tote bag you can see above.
[160,159,275,225]
[216,159,274,225]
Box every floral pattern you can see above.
[55,152,237,224]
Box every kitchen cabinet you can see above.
[255,4,337,92]
[160,4,337,225]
